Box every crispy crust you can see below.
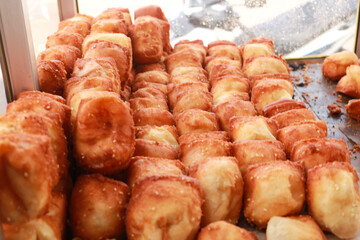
[244,161,305,229]
[208,44,241,61]
[132,80,168,93]
[45,192,67,237]
[197,221,258,240]
[336,64,360,98]
[126,175,202,240]
[37,45,81,76]
[73,92,135,175]
[270,108,316,129]
[133,108,175,126]
[213,100,256,132]
[175,109,219,136]
[46,31,84,50]
[135,125,178,148]
[213,91,250,105]
[232,139,286,176]
[249,73,291,88]
[174,40,207,63]
[127,157,186,189]
[129,97,169,111]
[251,79,294,115]
[172,90,213,116]
[240,38,275,62]
[37,60,67,95]
[134,70,170,85]
[208,40,237,48]
[134,5,168,21]
[180,138,232,167]
[58,18,91,37]
[71,57,121,89]
[94,8,132,26]
[166,49,203,74]
[3,216,62,240]
[322,50,359,81]
[345,99,360,121]
[135,63,166,73]
[168,82,208,110]
[84,40,132,86]
[91,19,128,34]
[189,157,243,226]
[307,162,360,238]
[69,174,129,240]
[291,138,350,170]
[277,120,328,157]
[243,55,290,78]
[178,131,230,145]
[170,72,209,89]
[263,99,307,118]
[170,66,208,78]
[0,134,58,224]
[229,116,278,141]
[211,76,250,100]
[131,87,167,101]
[205,57,241,76]
[266,215,326,240]
[134,139,178,159]
[209,63,243,86]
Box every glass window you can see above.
[0,66,7,113]
[78,0,358,58]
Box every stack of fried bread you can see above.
[1,5,359,240]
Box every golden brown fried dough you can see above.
[134,5,168,21]
[135,62,166,73]
[69,13,94,25]
[0,134,58,224]
[170,66,208,78]
[243,55,290,78]
[213,100,256,132]
[129,97,169,112]
[170,72,209,88]
[58,18,91,37]
[208,44,241,60]
[133,108,175,126]
[277,120,327,156]
[71,57,121,88]
[244,161,305,229]
[84,40,131,86]
[45,192,67,237]
[336,64,360,98]
[126,175,202,240]
[208,63,243,86]
[270,108,316,129]
[263,99,307,118]
[249,73,291,88]
[91,19,128,34]
[211,76,250,101]
[129,16,167,64]
[132,87,167,101]
[322,50,359,81]
[136,125,178,149]
[307,162,360,239]
[133,82,168,95]
[178,131,230,145]
[197,221,258,240]
[240,37,275,62]
[291,138,350,170]
[176,109,219,136]
[205,57,241,76]
[166,49,203,74]
[37,45,81,76]
[73,91,135,175]
[3,216,62,240]
[94,8,132,26]
[173,90,213,116]
[168,82,208,110]
[346,99,360,121]
[232,140,286,176]
[266,215,326,240]
[69,174,129,240]
[46,31,84,50]
[127,157,186,190]
[174,40,207,63]
[134,70,170,86]
[134,139,178,159]
[251,79,294,115]
[189,157,243,226]
[0,113,68,180]
[213,92,250,105]
[7,91,70,132]
[37,60,67,95]
[65,76,117,103]
[229,116,278,141]
[180,138,232,168]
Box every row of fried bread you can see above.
[0,91,72,239]
[322,50,360,120]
